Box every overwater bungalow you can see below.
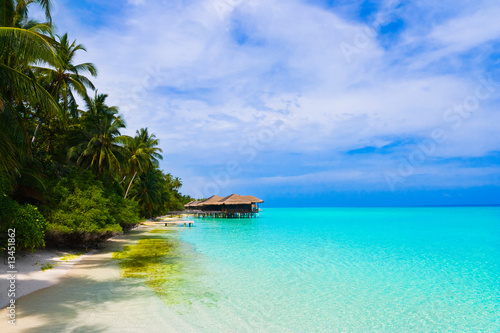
[185,194,264,218]
[198,195,224,212]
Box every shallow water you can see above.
[2,207,500,332]
[174,207,500,332]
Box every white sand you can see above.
[0,224,197,333]
[0,249,95,309]
[0,224,156,310]
[0,226,151,309]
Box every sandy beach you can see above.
[0,223,215,333]
[0,249,95,309]
[0,225,172,332]
[0,222,173,309]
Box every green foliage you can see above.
[129,167,189,218]
[15,203,48,250]
[48,186,121,233]
[1,1,189,249]
[41,262,55,271]
[69,93,128,178]
[60,252,83,261]
[107,194,141,227]
[34,33,97,118]
[44,170,136,233]
[122,128,163,199]
[0,192,48,251]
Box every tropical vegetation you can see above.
[0,1,192,250]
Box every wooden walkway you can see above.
[143,220,195,227]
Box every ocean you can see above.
[172,207,500,332]
[4,207,500,332]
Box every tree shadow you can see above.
[6,227,200,332]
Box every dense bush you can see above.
[0,192,18,246]
[47,186,121,233]
[43,170,140,237]
[107,193,141,229]
[13,204,49,250]
[0,191,16,224]
[0,192,48,251]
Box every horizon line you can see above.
[261,204,500,208]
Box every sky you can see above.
[34,0,500,206]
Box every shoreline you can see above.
[0,223,194,332]
[0,222,216,333]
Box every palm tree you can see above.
[122,128,163,199]
[34,33,97,119]
[172,177,182,190]
[0,0,56,103]
[1,0,52,28]
[83,91,118,122]
[0,16,59,117]
[0,0,59,182]
[130,167,166,218]
[69,94,128,178]
[0,28,59,128]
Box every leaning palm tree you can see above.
[121,128,163,199]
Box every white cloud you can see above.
[429,6,500,52]
[49,0,500,196]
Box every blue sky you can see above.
[38,0,500,206]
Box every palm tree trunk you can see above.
[124,171,137,199]
[31,122,41,144]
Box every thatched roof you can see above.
[218,194,264,205]
[197,195,224,206]
[193,194,264,207]
[185,200,202,207]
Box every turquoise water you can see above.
[4,207,499,332]
[170,207,500,332]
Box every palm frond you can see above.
[27,22,51,34]
[0,63,60,117]
[34,0,52,23]
[0,0,16,27]
[0,27,56,63]
[73,62,97,77]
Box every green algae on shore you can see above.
[41,262,56,271]
[112,229,185,303]
[60,252,84,261]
